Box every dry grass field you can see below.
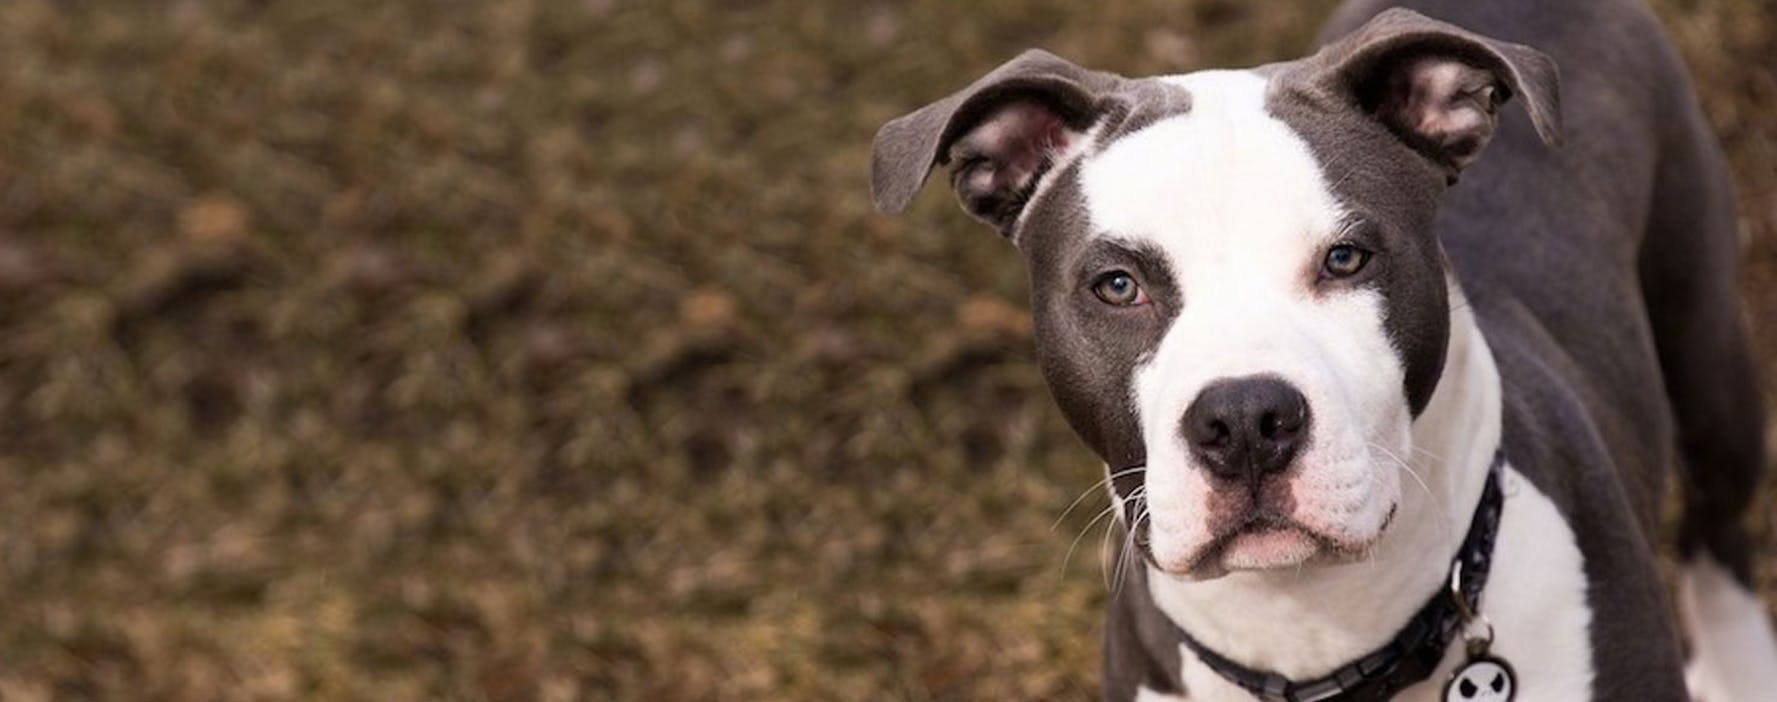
[0,0,1771,700]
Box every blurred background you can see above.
[0,0,1770,699]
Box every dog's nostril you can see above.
[1261,408,1305,439]
[1208,419,1231,446]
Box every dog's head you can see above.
[871,9,1558,579]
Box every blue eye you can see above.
[1323,244,1371,278]
[1092,272,1147,306]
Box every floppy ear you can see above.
[1308,8,1561,181]
[871,49,1121,233]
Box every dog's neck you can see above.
[1146,280,1502,679]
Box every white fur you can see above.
[1679,555,1777,700]
[1478,464,1596,701]
[1081,70,1408,576]
[1148,292,1595,700]
[1145,287,1502,679]
[1134,686,1187,702]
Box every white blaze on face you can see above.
[1079,70,1413,575]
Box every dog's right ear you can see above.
[871,49,1120,234]
[1300,8,1561,182]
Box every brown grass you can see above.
[0,0,1770,700]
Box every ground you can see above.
[0,0,1771,700]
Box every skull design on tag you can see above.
[1443,656,1515,702]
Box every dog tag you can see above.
[1444,557,1514,701]
[1443,653,1515,702]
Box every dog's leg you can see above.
[1679,556,1777,701]
[1638,79,1777,701]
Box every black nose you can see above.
[1181,376,1311,485]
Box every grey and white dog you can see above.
[870,0,1777,699]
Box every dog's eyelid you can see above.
[1331,218,1380,243]
[1092,235,1147,257]
[1078,238,1161,273]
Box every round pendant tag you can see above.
[1443,655,1516,702]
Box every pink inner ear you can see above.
[1397,60,1488,140]
[945,99,1084,227]
[959,101,1073,192]
[1378,56,1500,171]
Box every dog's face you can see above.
[871,10,1558,579]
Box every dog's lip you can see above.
[1194,516,1318,568]
[1155,507,1394,578]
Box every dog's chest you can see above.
[1148,465,1594,701]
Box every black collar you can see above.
[1175,450,1507,702]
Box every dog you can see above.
[869,0,1777,699]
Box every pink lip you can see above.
[1217,525,1321,571]
[1176,504,1396,576]
[1154,520,1338,578]
[1149,503,1396,578]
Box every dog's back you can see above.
[1326,1,1773,698]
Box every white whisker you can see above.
[1114,503,1152,594]
[1370,441,1450,543]
[1063,503,1121,578]
[1110,489,1149,593]
[1051,465,1146,532]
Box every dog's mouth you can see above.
[1149,506,1395,579]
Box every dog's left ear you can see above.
[871,49,1122,233]
[1304,8,1561,181]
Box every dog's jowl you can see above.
[872,0,1777,700]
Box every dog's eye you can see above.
[1091,272,1148,306]
[1322,244,1371,278]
